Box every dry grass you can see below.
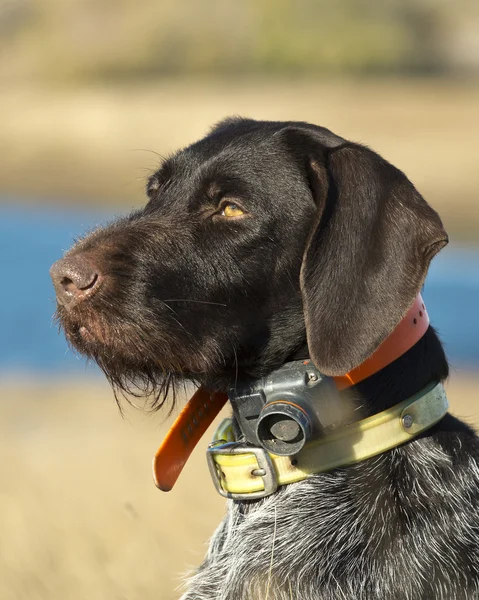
[0,379,225,600]
[0,373,478,600]
[1,79,479,238]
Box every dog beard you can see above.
[53,300,219,413]
[55,309,172,412]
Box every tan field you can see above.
[1,79,479,238]
[0,374,478,600]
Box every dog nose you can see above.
[50,256,101,307]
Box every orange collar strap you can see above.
[153,388,228,492]
[334,294,429,390]
[153,293,429,491]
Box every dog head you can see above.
[50,118,447,405]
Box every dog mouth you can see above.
[78,325,92,339]
[77,323,104,345]
[62,313,106,348]
[55,303,114,359]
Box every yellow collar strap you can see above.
[207,381,448,500]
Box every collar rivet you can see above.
[402,414,413,429]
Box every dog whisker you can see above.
[163,299,228,307]
[129,148,167,160]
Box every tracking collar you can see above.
[207,381,448,499]
[153,294,444,494]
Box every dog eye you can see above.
[220,202,245,218]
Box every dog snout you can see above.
[50,255,102,308]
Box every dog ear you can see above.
[283,126,448,376]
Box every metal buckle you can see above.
[206,442,279,500]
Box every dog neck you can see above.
[205,300,450,498]
[153,295,449,492]
[224,295,443,457]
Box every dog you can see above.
[50,118,479,600]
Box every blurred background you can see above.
[1,1,478,598]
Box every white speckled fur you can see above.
[181,433,479,600]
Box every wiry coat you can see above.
[182,436,479,600]
[181,330,479,600]
[51,119,479,600]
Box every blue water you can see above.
[1,202,478,376]
[0,203,111,376]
